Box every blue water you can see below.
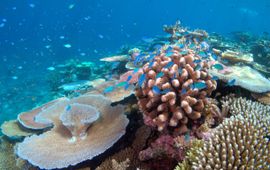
[0,0,270,124]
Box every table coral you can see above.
[16,94,129,169]
[135,45,217,133]
[1,120,33,139]
[17,98,65,130]
[209,65,270,93]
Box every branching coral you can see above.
[221,95,270,136]
[16,94,129,169]
[190,115,269,169]
[135,45,217,133]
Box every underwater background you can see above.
[0,0,270,170]
[1,0,270,125]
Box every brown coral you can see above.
[135,45,217,133]
[191,115,270,169]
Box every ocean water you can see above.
[0,1,269,131]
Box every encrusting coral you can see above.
[16,94,129,169]
[221,95,270,136]
[189,115,270,170]
[135,45,217,133]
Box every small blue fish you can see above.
[126,75,132,82]
[156,72,164,78]
[165,51,174,57]
[103,86,114,94]
[227,79,236,86]
[184,133,190,142]
[65,105,71,111]
[164,61,174,68]
[194,59,201,64]
[181,88,187,94]
[138,74,146,87]
[198,51,207,58]
[149,61,154,68]
[178,44,184,48]
[212,64,224,70]
[152,86,161,95]
[161,89,171,94]
[124,83,129,90]
[166,46,173,52]
[194,64,202,71]
[133,68,140,73]
[189,43,196,49]
[116,81,128,87]
[192,82,207,90]
[211,76,219,81]
[222,59,229,64]
[212,54,218,60]
[178,68,182,74]
[173,73,176,79]
[148,54,155,61]
[180,51,188,55]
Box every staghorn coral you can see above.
[221,95,270,136]
[135,45,217,133]
[16,94,129,169]
[174,139,204,170]
[190,115,270,170]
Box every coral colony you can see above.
[0,21,269,170]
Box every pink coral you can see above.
[135,46,217,134]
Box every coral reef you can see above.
[251,92,270,105]
[135,45,217,133]
[190,115,269,169]
[100,55,129,62]
[0,120,33,139]
[96,125,151,170]
[16,94,129,169]
[0,137,20,170]
[221,95,270,136]
[87,80,135,103]
[17,98,64,130]
[213,49,254,64]
[209,65,270,92]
